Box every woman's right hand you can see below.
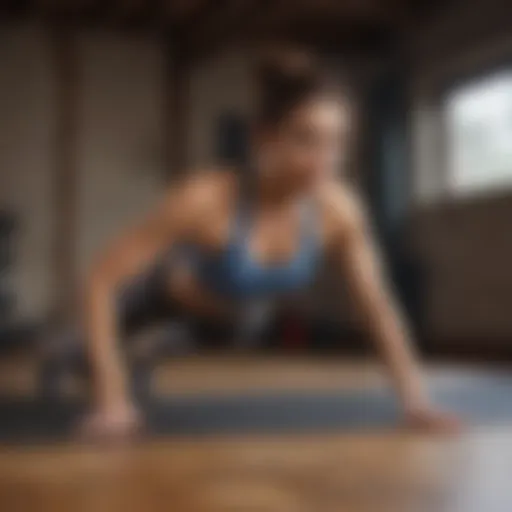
[78,403,144,444]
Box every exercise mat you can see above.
[0,372,511,443]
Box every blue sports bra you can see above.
[189,180,321,300]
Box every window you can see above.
[445,70,512,196]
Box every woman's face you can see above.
[258,97,350,189]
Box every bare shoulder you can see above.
[151,167,239,240]
[317,180,368,242]
[164,167,237,207]
[156,167,235,221]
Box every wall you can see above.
[76,31,164,279]
[0,23,165,320]
[0,31,256,321]
[0,29,255,321]
[0,24,55,319]
[410,0,512,345]
[187,49,256,168]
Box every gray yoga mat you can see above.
[0,372,511,443]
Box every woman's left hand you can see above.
[404,406,463,435]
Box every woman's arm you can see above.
[84,175,215,416]
[325,185,460,432]
[85,210,174,414]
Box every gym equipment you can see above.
[37,321,196,402]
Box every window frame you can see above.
[439,57,512,199]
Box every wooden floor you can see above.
[1,356,512,511]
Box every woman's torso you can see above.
[163,170,330,317]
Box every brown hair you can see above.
[255,46,344,128]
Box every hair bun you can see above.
[253,44,341,126]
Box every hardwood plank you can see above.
[0,429,510,511]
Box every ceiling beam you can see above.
[0,0,31,19]
[1,0,413,51]
[183,0,279,63]
[34,0,98,16]
[27,0,167,33]
[180,0,409,63]
[32,0,114,26]
[180,0,238,41]
[114,0,153,19]
[166,0,210,24]
[108,0,168,30]
[193,0,257,43]
[254,0,411,34]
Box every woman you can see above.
[81,49,460,440]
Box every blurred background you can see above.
[1,1,512,510]
[1,0,511,361]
